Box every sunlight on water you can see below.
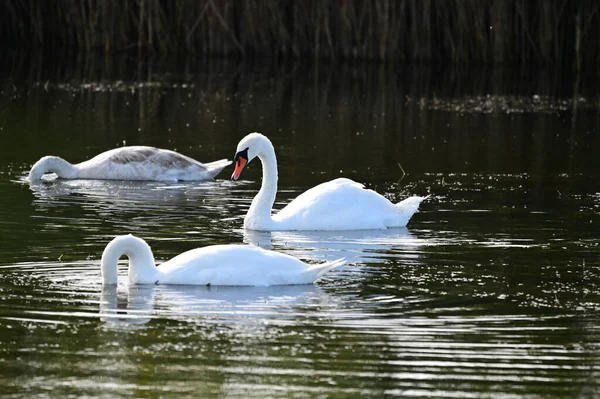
[1,167,599,397]
[0,62,599,397]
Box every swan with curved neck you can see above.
[29,146,231,182]
[101,234,343,286]
[231,132,429,231]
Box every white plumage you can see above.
[29,146,231,182]
[231,132,429,231]
[101,234,343,286]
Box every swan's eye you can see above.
[234,147,249,166]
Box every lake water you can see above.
[0,55,599,398]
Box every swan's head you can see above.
[231,132,272,180]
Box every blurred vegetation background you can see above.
[2,0,598,70]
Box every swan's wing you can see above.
[202,159,233,179]
[280,178,365,211]
[74,146,224,181]
[274,178,394,230]
[157,245,332,286]
[107,147,207,171]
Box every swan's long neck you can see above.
[245,143,278,230]
[101,235,159,285]
[28,156,78,180]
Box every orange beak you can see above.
[231,157,247,180]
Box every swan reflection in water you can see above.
[27,178,239,204]
[243,227,425,264]
[99,283,330,328]
[25,178,247,227]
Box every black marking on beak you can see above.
[234,147,249,166]
[231,147,250,181]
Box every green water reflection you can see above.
[0,55,599,398]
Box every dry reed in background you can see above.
[1,0,598,69]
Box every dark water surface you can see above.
[0,55,599,398]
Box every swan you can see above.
[28,146,231,181]
[231,132,429,231]
[101,234,344,286]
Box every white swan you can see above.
[231,132,429,231]
[29,146,231,181]
[101,234,344,286]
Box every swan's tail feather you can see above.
[395,194,430,212]
[204,159,233,178]
[310,257,346,280]
[390,195,430,227]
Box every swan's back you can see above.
[106,147,198,168]
[156,244,341,286]
[76,146,227,181]
[273,178,398,230]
